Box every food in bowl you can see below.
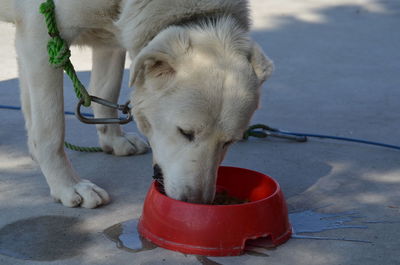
[212,191,249,205]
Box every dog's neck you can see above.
[115,0,251,58]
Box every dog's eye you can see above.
[223,140,234,149]
[178,127,195,141]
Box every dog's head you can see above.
[129,19,273,203]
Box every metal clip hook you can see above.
[76,96,133,124]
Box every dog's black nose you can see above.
[153,164,163,181]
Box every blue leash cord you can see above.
[2,104,400,151]
[0,104,101,152]
[277,129,400,151]
[0,104,93,117]
[243,124,400,151]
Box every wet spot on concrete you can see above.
[0,215,91,261]
[290,209,367,233]
[289,209,372,243]
[103,219,156,253]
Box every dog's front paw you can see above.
[100,133,149,156]
[51,180,110,208]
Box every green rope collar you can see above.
[39,0,91,107]
[39,0,101,152]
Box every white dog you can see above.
[0,0,273,207]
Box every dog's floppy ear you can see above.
[249,42,274,86]
[129,28,191,87]
[129,52,175,87]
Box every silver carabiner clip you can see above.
[76,96,133,125]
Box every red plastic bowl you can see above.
[138,166,291,256]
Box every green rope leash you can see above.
[40,0,102,152]
[243,124,271,140]
[64,141,103,152]
[243,124,308,142]
[39,0,91,107]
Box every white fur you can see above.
[0,0,273,206]
[131,20,273,202]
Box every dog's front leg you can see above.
[15,22,109,208]
[90,48,148,156]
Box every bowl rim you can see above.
[151,166,282,208]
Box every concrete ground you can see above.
[1,0,399,264]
